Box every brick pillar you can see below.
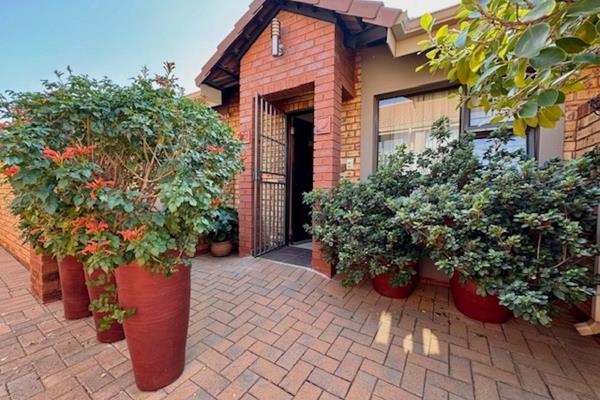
[237,93,255,257]
[29,250,61,302]
[311,57,344,278]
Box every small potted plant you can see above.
[208,205,237,257]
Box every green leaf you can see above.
[73,194,84,206]
[455,29,468,49]
[522,0,555,22]
[566,0,600,16]
[529,47,567,69]
[476,64,503,84]
[537,89,560,106]
[514,23,551,58]
[574,53,600,64]
[576,21,597,44]
[457,60,471,84]
[470,48,486,72]
[420,13,434,31]
[519,101,538,119]
[514,61,528,87]
[556,37,588,53]
[539,105,563,127]
[435,24,448,41]
[426,48,439,60]
[513,119,527,137]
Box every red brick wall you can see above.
[0,181,30,266]
[235,10,355,277]
[564,68,600,160]
[341,52,361,181]
[0,181,61,302]
[216,91,241,209]
[573,101,600,157]
[30,253,60,302]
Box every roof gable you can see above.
[195,0,405,90]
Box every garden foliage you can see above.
[304,139,424,288]
[420,0,600,135]
[0,63,243,325]
[306,118,599,326]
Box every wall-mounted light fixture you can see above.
[271,18,284,57]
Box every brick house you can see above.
[1,0,599,301]
[193,0,596,280]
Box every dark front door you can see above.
[289,113,314,243]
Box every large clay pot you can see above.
[372,262,419,299]
[57,256,91,320]
[210,240,232,257]
[450,272,512,324]
[115,262,191,391]
[84,269,125,343]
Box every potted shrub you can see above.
[2,64,243,390]
[305,146,422,298]
[0,79,127,340]
[396,129,600,325]
[208,205,237,257]
[0,116,95,320]
[66,64,241,390]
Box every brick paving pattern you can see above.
[1,247,600,399]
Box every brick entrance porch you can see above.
[219,10,358,277]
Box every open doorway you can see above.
[260,110,314,268]
[289,111,314,245]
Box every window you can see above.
[377,89,461,165]
[464,107,534,159]
[376,89,535,167]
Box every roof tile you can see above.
[362,6,402,27]
[317,0,353,13]
[344,0,383,19]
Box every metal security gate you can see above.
[253,95,288,256]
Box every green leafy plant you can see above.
[0,63,244,326]
[305,146,423,287]
[420,0,600,135]
[395,131,600,326]
[208,204,238,243]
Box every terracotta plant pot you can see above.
[115,262,191,391]
[210,240,232,257]
[84,269,125,343]
[372,262,419,299]
[57,256,91,320]
[450,272,512,324]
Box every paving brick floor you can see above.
[1,247,600,399]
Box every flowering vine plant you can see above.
[0,63,243,326]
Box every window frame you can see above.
[461,107,538,158]
[374,83,461,169]
[373,84,538,167]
